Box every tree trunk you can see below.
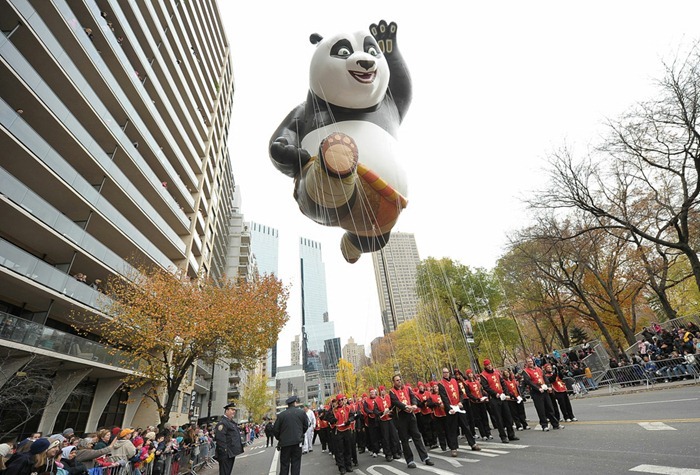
[570,283,620,355]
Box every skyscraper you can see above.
[372,232,421,334]
[342,336,367,369]
[299,237,335,372]
[248,221,279,377]
[0,0,234,434]
[291,334,301,366]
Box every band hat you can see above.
[336,393,346,401]
[483,359,491,366]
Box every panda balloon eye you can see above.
[337,47,351,56]
[367,46,379,56]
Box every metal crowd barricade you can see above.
[597,364,652,392]
[91,445,210,475]
[644,356,699,384]
[597,356,698,392]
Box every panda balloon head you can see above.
[308,30,390,110]
[269,20,411,263]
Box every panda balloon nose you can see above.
[356,59,375,71]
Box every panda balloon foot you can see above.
[340,233,362,264]
[320,133,358,179]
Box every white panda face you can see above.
[309,29,390,109]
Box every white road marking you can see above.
[267,447,279,475]
[478,441,529,449]
[637,422,676,431]
[366,462,462,475]
[629,464,700,474]
[421,453,466,467]
[459,449,498,457]
[599,398,698,407]
[479,448,510,455]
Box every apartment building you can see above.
[0,0,234,436]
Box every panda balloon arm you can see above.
[268,104,312,178]
[370,20,412,121]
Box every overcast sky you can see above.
[217,1,700,366]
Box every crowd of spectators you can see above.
[617,322,700,383]
[0,424,216,475]
[519,343,599,394]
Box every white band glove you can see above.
[499,393,507,401]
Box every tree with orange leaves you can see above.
[79,263,289,430]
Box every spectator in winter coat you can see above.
[4,438,52,475]
[61,446,88,475]
[110,429,137,461]
[93,430,111,450]
[75,437,114,469]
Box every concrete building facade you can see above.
[342,336,367,369]
[372,232,421,334]
[0,0,234,437]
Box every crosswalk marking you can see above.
[630,464,700,474]
[421,453,468,466]
[637,422,676,431]
[479,448,510,455]
[366,464,458,475]
[478,441,529,449]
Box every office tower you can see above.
[299,237,335,372]
[372,232,421,334]
[249,221,280,378]
[322,337,342,369]
[291,334,301,366]
[0,0,233,435]
[342,336,367,369]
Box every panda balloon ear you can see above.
[310,33,323,45]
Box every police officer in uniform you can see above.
[274,395,309,475]
[214,402,244,475]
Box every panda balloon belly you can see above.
[301,121,407,198]
[296,121,407,237]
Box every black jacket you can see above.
[214,416,244,458]
[273,406,309,447]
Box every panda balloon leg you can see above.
[302,133,359,209]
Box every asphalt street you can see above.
[205,384,700,475]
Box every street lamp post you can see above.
[451,298,480,373]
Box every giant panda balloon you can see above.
[269,20,411,263]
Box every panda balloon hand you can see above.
[369,20,398,54]
[270,137,311,172]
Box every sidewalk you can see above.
[573,376,698,399]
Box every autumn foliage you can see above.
[79,263,288,429]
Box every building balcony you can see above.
[0,237,107,311]
[196,359,213,378]
[0,310,137,370]
[194,375,209,392]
